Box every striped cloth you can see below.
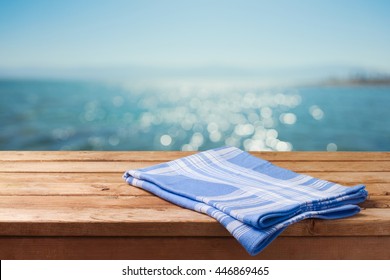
[123,146,368,255]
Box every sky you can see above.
[0,0,389,81]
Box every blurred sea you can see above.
[0,79,389,151]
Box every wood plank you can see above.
[2,171,389,185]
[2,160,390,172]
[0,194,388,237]
[0,181,387,196]
[360,195,390,208]
[0,182,146,196]
[0,195,174,209]
[0,184,387,205]
[1,236,389,259]
[0,195,386,211]
[0,172,123,183]
[309,172,390,184]
[1,151,389,162]
[0,209,388,237]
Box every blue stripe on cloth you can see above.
[123,146,368,255]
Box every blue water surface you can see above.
[0,80,389,151]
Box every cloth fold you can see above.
[123,146,368,255]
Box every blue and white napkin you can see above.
[123,146,368,255]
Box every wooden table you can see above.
[0,151,389,259]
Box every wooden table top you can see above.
[0,151,389,238]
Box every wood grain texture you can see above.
[2,171,390,184]
[0,195,386,210]
[1,236,389,260]
[0,181,388,196]
[0,151,389,259]
[1,151,389,161]
[0,208,388,237]
[2,160,390,172]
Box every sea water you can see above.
[0,79,389,151]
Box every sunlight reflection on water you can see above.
[116,85,303,151]
[1,80,389,151]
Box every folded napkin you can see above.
[123,146,368,255]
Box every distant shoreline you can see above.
[319,76,390,86]
[1,75,390,90]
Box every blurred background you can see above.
[1,0,389,151]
